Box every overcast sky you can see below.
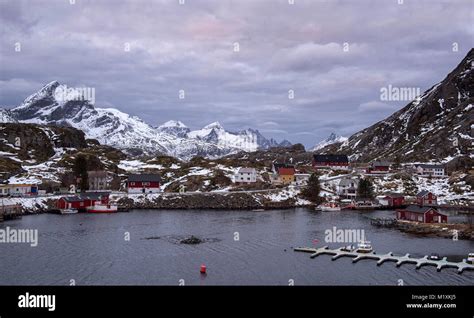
[0,0,472,147]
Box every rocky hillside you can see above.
[0,122,126,181]
[317,48,473,163]
[1,82,290,160]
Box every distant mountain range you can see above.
[316,48,473,162]
[0,82,290,160]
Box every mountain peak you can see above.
[159,120,187,128]
[317,49,473,162]
[312,133,347,151]
[16,81,60,110]
[203,121,223,130]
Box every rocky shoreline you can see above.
[373,219,474,241]
[116,192,304,210]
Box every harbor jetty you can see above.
[294,246,474,274]
[0,204,22,222]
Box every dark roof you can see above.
[372,161,391,167]
[416,164,444,169]
[416,190,432,198]
[88,170,107,178]
[313,154,349,163]
[128,174,161,182]
[61,196,83,202]
[80,192,110,200]
[402,205,446,215]
[385,193,404,198]
[273,163,294,170]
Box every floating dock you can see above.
[294,246,474,274]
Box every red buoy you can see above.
[200,264,207,274]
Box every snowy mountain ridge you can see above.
[1,81,290,160]
[311,133,348,151]
[316,48,474,162]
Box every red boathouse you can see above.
[56,192,110,211]
[383,193,405,208]
[416,190,437,206]
[396,205,447,223]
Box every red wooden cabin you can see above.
[397,205,447,223]
[416,190,437,206]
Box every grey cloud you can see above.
[0,0,472,147]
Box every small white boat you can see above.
[429,253,441,261]
[341,245,355,252]
[319,202,341,212]
[354,201,381,210]
[60,208,78,215]
[356,240,373,253]
[87,203,118,213]
[467,253,474,264]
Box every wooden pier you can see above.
[294,246,474,274]
[0,204,23,221]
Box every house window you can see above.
[130,182,135,186]
[143,182,150,186]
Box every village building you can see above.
[294,173,311,185]
[313,154,349,170]
[0,184,38,197]
[414,164,445,177]
[127,174,161,194]
[367,161,391,174]
[337,178,359,198]
[378,193,405,208]
[271,163,296,184]
[56,192,110,212]
[88,170,109,190]
[396,205,447,223]
[56,196,86,211]
[416,190,437,206]
[234,168,257,183]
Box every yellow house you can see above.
[271,163,296,184]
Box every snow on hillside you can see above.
[311,133,348,151]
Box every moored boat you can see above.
[60,208,78,215]
[467,253,474,264]
[86,203,118,213]
[319,202,341,212]
[354,201,381,210]
[356,240,373,253]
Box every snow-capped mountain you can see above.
[317,48,474,162]
[2,82,290,160]
[311,133,348,151]
[156,120,190,138]
[0,109,17,123]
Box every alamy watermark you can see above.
[380,85,420,102]
[54,85,96,105]
[325,226,365,243]
[0,226,38,247]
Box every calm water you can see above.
[1,208,473,285]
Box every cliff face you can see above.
[0,123,90,179]
[0,123,87,163]
[317,49,474,162]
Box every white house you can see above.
[0,184,38,197]
[337,178,359,198]
[415,164,445,177]
[234,168,257,183]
